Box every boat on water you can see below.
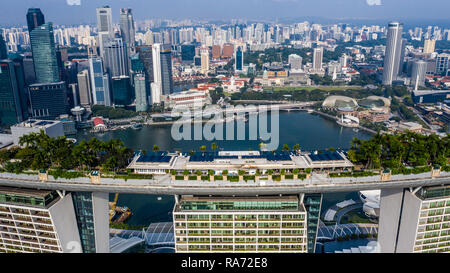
[336,114,359,128]
[131,123,143,130]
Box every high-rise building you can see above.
[159,44,173,96]
[134,74,150,112]
[200,47,209,75]
[339,54,348,68]
[173,195,308,253]
[0,33,7,60]
[313,47,323,72]
[96,6,114,58]
[0,60,28,127]
[70,192,109,253]
[435,53,449,76]
[181,44,196,62]
[152,43,173,101]
[136,45,154,82]
[288,54,302,70]
[151,44,163,105]
[77,70,93,107]
[398,38,407,75]
[379,185,450,253]
[88,56,112,106]
[222,44,234,58]
[0,187,81,253]
[103,38,129,77]
[234,46,243,72]
[411,60,427,88]
[26,8,45,33]
[30,23,59,83]
[29,82,68,120]
[131,54,150,111]
[22,53,36,85]
[382,22,404,85]
[119,8,135,54]
[111,76,132,107]
[423,39,436,54]
[0,186,109,253]
[212,45,221,60]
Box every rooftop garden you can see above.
[0,130,448,181]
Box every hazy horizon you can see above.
[1,0,450,27]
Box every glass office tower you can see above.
[0,60,28,127]
[28,82,68,119]
[111,76,133,107]
[26,8,45,33]
[30,23,60,83]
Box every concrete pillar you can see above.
[378,188,404,253]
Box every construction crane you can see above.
[109,193,119,221]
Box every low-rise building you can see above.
[398,122,423,133]
[10,119,64,146]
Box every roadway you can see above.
[0,171,449,195]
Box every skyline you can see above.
[1,0,450,27]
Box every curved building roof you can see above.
[322,96,358,109]
[359,96,391,108]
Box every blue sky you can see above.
[1,0,449,26]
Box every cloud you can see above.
[366,0,382,5]
[66,0,81,5]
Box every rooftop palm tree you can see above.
[153,145,159,153]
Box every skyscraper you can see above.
[151,44,162,105]
[136,45,154,82]
[0,186,110,253]
[96,6,114,58]
[411,60,427,88]
[288,54,303,70]
[423,39,436,54]
[159,44,174,96]
[0,33,7,60]
[103,38,129,77]
[77,70,93,107]
[134,74,150,112]
[435,53,449,76]
[181,44,196,62]
[89,56,112,106]
[131,54,150,111]
[378,185,450,253]
[29,82,68,120]
[234,46,243,72]
[26,8,45,33]
[30,23,59,83]
[173,195,308,253]
[313,47,323,72]
[200,47,209,75]
[152,43,173,102]
[111,76,132,107]
[119,8,135,54]
[382,22,404,85]
[0,60,28,127]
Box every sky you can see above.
[0,0,449,26]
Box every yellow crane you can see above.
[109,193,119,221]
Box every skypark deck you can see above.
[0,171,449,196]
[128,150,354,175]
